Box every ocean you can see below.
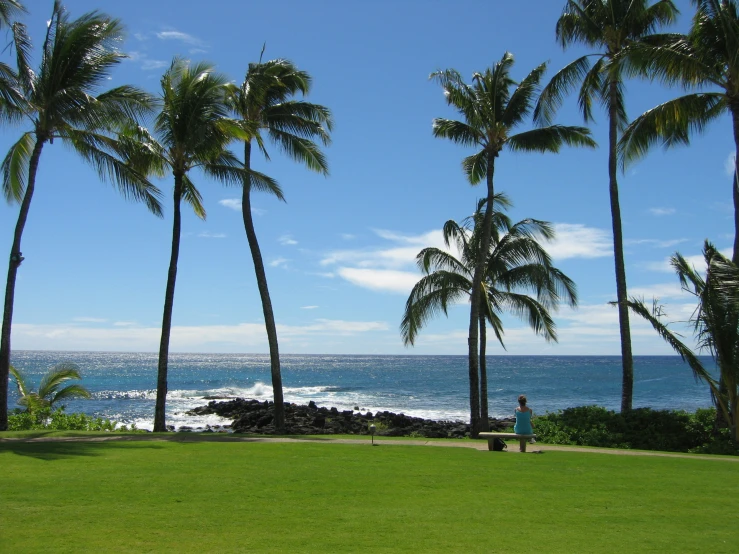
[7,351,716,431]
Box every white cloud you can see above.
[279,235,298,246]
[626,238,687,248]
[645,248,731,273]
[269,257,289,268]
[546,224,612,260]
[218,198,241,211]
[141,59,168,71]
[321,229,445,269]
[322,223,610,294]
[725,152,736,177]
[72,317,107,323]
[133,32,147,42]
[340,233,355,240]
[114,321,136,327]
[155,30,204,47]
[337,268,420,294]
[198,231,226,239]
[11,319,388,352]
[648,207,676,216]
[628,282,688,300]
[301,306,319,310]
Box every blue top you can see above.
[514,409,533,435]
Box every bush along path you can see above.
[188,400,738,455]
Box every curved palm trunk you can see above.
[0,137,44,430]
[609,80,634,413]
[479,312,489,432]
[154,173,183,432]
[467,152,496,437]
[243,141,285,433]
[717,104,739,430]
[732,103,739,266]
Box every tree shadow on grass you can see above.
[0,439,165,461]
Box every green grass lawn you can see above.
[1,435,737,553]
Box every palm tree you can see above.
[10,363,90,412]
[536,0,679,412]
[120,58,249,432]
[431,52,595,435]
[227,58,332,432]
[0,0,29,120]
[0,1,162,431]
[623,241,739,441]
[401,197,578,432]
[619,1,739,265]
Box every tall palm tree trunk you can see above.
[479,312,489,432]
[609,80,634,413]
[243,142,285,433]
[154,174,183,432]
[716,104,739,431]
[467,153,497,437]
[731,104,739,266]
[0,137,44,430]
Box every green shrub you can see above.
[8,406,129,432]
[535,406,737,454]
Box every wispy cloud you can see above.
[648,207,676,216]
[198,231,226,239]
[321,223,609,294]
[301,305,319,310]
[645,247,732,272]
[279,234,298,246]
[340,233,355,240]
[72,317,107,323]
[11,320,388,352]
[546,224,612,260]
[141,59,168,71]
[269,257,289,268]
[337,268,420,294]
[126,50,168,72]
[725,152,736,177]
[625,238,687,248]
[218,198,241,211]
[114,321,137,327]
[155,30,205,47]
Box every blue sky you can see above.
[0,0,733,355]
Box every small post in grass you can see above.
[370,424,376,446]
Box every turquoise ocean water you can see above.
[8,351,716,431]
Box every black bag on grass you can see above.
[492,437,507,451]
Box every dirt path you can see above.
[1,433,736,462]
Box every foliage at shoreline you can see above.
[533,405,739,455]
[7,407,137,432]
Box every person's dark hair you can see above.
[518,395,527,406]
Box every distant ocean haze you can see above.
[8,351,716,431]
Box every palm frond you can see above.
[62,129,164,216]
[9,364,30,398]
[534,55,593,126]
[181,174,205,219]
[268,129,329,174]
[461,149,488,184]
[507,125,597,153]
[619,93,725,167]
[503,61,547,128]
[1,131,33,203]
[51,384,92,404]
[400,271,470,345]
[431,118,481,147]
[37,363,83,400]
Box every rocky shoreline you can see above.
[186,398,514,437]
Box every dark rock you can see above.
[186,398,496,439]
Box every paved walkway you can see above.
[1,433,737,462]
